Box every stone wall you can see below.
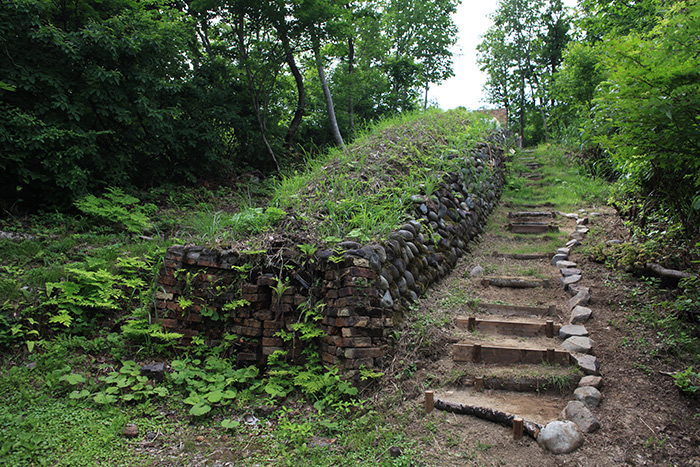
[155,142,506,373]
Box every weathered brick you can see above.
[184,251,200,265]
[241,293,264,302]
[325,289,338,300]
[338,287,359,298]
[166,300,182,311]
[158,274,177,286]
[183,313,202,323]
[293,294,307,306]
[341,327,369,338]
[344,347,382,359]
[321,353,341,365]
[257,276,277,287]
[237,326,262,337]
[262,337,283,347]
[264,320,283,329]
[253,310,274,320]
[241,284,258,294]
[160,318,179,329]
[236,353,259,364]
[164,258,182,269]
[155,290,173,301]
[197,257,219,268]
[343,337,372,347]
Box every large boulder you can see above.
[537,420,584,454]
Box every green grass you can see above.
[272,109,499,245]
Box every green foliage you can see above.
[75,188,154,234]
[170,356,261,417]
[182,207,287,244]
[592,1,700,232]
[673,366,700,396]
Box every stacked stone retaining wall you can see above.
[155,142,506,373]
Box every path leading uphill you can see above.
[395,149,700,466]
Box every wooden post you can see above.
[513,418,524,440]
[546,348,555,364]
[545,320,554,338]
[473,344,482,363]
[548,305,556,316]
[468,317,476,332]
[424,391,434,414]
[475,377,484,392]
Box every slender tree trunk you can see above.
[348,36,355,134]
[519,73,525,149]
[281,33,305,155]
[311,29,345,149]
[423,81,429,111]
[236,17,280,171]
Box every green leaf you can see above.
[206,390,223,403]
[189,402,212,417]
[93,393,117,404]
[69,389,91,399]
[221,419,241,429]
[59,373,86,385]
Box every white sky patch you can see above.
[431,0,578,110]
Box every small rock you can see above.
[140,362,165,381]
[124,424,139,439]
[556,260,577,269]
[559,324,589,339]
[551,253,568,266]
[537,421,584,454]
[562,274,582,288]
[470,266,485,277]
[571,353,600,375]
[380,290,394,308]
[590,212,601,217]
[389,446,402,458]
[309,436,336,448]
[560,336,594,354]
[579,376,603,389]
[576,218,589,226]
[196,435,205,442]
[566,239,582,248]
[568,287,591,311]
[570,306,593,324]
[574,386,602,408]
[576,226,590,234]
[561,401,600,433]
[560,268,582,277]
[557,247,571,255]
[606,239,623,245]
[569,231,585,241]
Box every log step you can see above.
[467,301,557,317]
[507,211,556,218]
[508,222,559,234]
[456,316,559,338]
[491,251,551,260]
[453,343,571,365]
[481,276,551,288]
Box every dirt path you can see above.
[400,150,700,466]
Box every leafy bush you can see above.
[673,366,700,396]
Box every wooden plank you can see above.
[467,301,556,317]
[513,418,524,440]
[507,211,555,218]
[453,343,571,365]
[457,317,561,338]
[508,223,559,234]
[491,251,551,260]
[424,391,434,413]
[481,276,551,288]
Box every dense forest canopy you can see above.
[0,0,459,209]
[479,0,700,236]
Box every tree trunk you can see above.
[423,81,429,111]
[348,36,355,134]
[311,30,345,149]
[281,33,305,155]
[236,17,280,171]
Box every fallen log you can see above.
[434,398,542,440]
[645,263,693,280]
[482,277,551,288]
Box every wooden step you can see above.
[468,301,557,317]
[508,222,559,234]
[507,211,555,218]
[491,251,551,260]
[453,343,571,365]
[456,316,559,338]
[481,276,551,288]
